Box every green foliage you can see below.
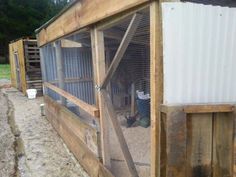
[0,64,10,79]
[0,0,69,61]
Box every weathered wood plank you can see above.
[166,107,186,177]
[44,82,99,117]
[44,96,113,177]
[160,112,167,177]
[184,104,234,114]
[37,0,150,46]
[91,29,111,168]
[187,113,213,177]
[150,1,163,177]
[213,112,234,177]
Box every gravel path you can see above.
[1,86,89,177]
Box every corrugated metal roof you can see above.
[162,2,236,104]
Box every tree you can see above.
[0,0,69,62]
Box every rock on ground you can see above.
[1,87,89,177]
[0,91,15,177]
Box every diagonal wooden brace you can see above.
[100,13,143,89]
[101,90,139,177]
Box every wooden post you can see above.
[91,28,111,169]
[55,41,66,105]
[39,48,48,95]
[131,83,136,116]
[150,1,163,177]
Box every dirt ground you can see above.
[0,80,89,177]
[0,90,15,177]
[109,111,150,177]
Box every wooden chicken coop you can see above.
[9,38,42,95]
[36,0,236,177]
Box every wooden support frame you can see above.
[36,1,236,177]
[44,82,99,117]
[159,104,235,177]
[150,1,163,177]
[92,11,142,177]
[54,41,66,105]
[91,28,111,168]
[44,95,114,177]
[9,38,42,95]
[100,13,143,89]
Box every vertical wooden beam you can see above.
[131,83,136,116]
[187,113,213,177]
[212,113,234,177]
[91,30,99,106]
[55,41,66,105]
[39,48,48,95]
[91,28,111,169]
[150,1,163,177]
[18,39,27,94]
[166,107,186,177]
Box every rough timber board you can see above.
[187,113,213,177]
[166,107,186,177]
[44,96,114,177]
[44,95,99,155]
[9,44,17,88]
[9,39,27,94]
[160,105,235,177]
[37,0,150,46]
[213,113,234,177]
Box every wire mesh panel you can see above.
[102,8,151,177]
[61,32,99,127]
[104,9,150,120]
[41,43,60,101]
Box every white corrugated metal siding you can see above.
[162,2,236,104]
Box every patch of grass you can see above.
[0,64,11,79]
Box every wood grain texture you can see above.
[166,107,187,177]
[37,0,150,46]
[9,39,27,95]
[91,29,111,168]
[44,96,113,177]
[44,82,99,117]
[187,113,213,177]
[184,105,234,114]
[213,113,234,177]
[9,43,17,88]
[150,1,163,177]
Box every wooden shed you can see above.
[36,1,236,177]
[9,38,42,95]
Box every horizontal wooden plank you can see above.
[45,95,99,155]
[44,96,113,177]
[50,77,93,84]
[44,82,99,118]
[184,104,234,113]
[161,104,235,114]
[26,80,42,84]
[37,0,150,46]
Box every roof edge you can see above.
[35,0,79,34]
